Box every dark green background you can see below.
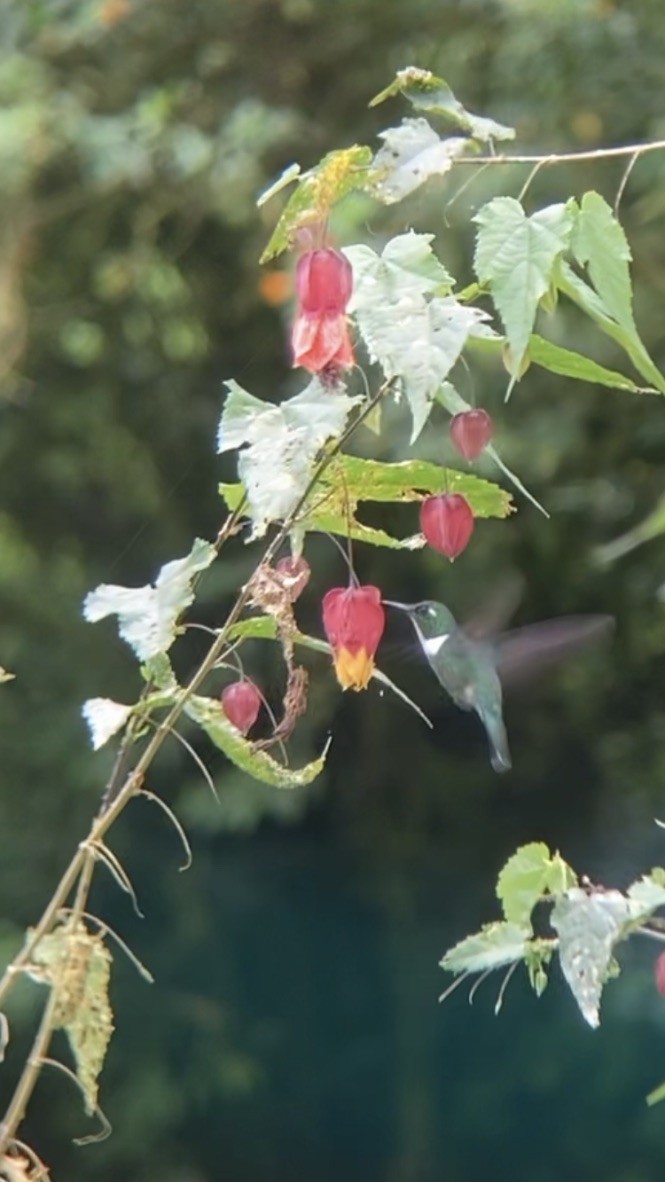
[1,1,665,1178]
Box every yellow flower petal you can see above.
[333,647,374,692]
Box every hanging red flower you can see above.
[221,679,262,735]
[291,248,355,374]
[655,952,665,997]
[275,554,311,602]
[322,584,385,691]
[420,493,474,560]
[450,409,493,461]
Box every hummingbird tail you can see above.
[486,714,512,774]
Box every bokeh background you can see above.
[1,1,665,1179]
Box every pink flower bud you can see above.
[450,409,493,461]
[420,493,474,560]
[322,584,385,691]
[655,951,665,997]
[275,555,311,602]
[221,679,262,735]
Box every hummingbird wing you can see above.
[494,615,614,687]
[462,574,524,640]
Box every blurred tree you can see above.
[0,1,665,1180]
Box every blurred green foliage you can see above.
[1,1,665,1179]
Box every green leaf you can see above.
[260,145,373,263]
[556,260,665,394]
[435,382,547,516]
[346,235,487,439]
[303,454,513,544]
[370,67,515,143]
[529,334,641,392]
[647,1080,665,1107]
[525,941,556,998]
[185,694,329,789]
[221,454,512,549]
[440,921,531,975]
[227,614,328,654]
[256,162,301,208]
[551,888,632,1028]
[83,538,216,662]
[571,191,635,336]
[595,493,665,564]
[371,117,470,203]
[217,379,358,538]
[474,197,574,374]
[496,842,578,927]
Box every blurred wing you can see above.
[463,573,525,640]
[495,615,614,687]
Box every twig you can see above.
[456,139,665,167]
[0,378,392,1155]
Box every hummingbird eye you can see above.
[415,604,434,619]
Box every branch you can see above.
[458,138,665,167]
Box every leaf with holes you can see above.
[370,67,515,143]
[29,924,114,1115]
[221,455,511,550]
[371,118,470,203]
[185,694,329,789]
[550,888,631,1028]
[260,145,373,263]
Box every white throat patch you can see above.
[422,633,449,657]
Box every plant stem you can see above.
[459,138,665,166]
[0,380,390,1156]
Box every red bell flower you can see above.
[221,679,262,735]
[655,952,665,997]
[450,409,493,461]
[291,247,355,374]
[322,584,385,691]
[420,493,474,560]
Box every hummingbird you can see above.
[384,599,613,773]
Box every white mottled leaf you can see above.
[372,117,469,203]
[217,379,357,537]
[440,921,531,975]
[345,232,453,302]
[83,538,216,660]
[82,698,133,750]
[346,237,486,440]
[626,874,665,921]
[551,888,630,1028]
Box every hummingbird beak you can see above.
[382,600,413,613]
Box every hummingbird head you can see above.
[384,599,456,641]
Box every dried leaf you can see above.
[29,924,114,1114]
